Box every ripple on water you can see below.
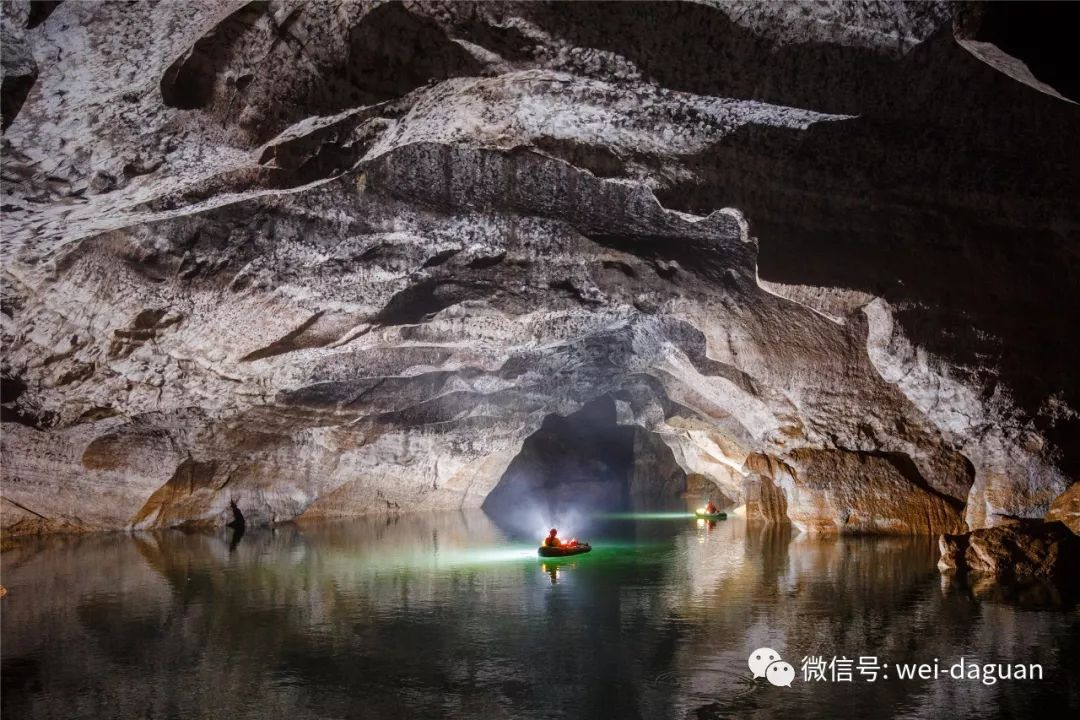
[2,511,1078,719]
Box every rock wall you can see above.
[1,1,1076,537]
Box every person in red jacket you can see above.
[543,528,579,548]
[705,500,719,514]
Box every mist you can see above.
[482,397,683,542]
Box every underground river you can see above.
[3,510,1078,719]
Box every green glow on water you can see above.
[312,510,701,575]
[430,546,539,567]
[592,512,695,520]
[414,540,671,572]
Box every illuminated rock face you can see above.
[1,2,1076,536]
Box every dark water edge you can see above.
[2,511,1079,719]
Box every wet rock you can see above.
[741,474,788,524]
[937,532,970,572]
[938,519,1080,585]
[775,449,967,536]
[741,454,791,523]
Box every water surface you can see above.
[3,511,1078,718]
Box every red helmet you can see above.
[548,528,558,535]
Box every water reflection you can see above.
[227,524,245,553]
[2,512,1078,719]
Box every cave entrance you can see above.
[482,397,687,533]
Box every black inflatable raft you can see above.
[538,543,592,558]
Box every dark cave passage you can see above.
[482,397,687,533]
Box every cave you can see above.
[2,2,1079,718]
[482,397,688,529]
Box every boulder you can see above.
[938,519,1080,585]
[937,532,970,572]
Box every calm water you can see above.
[2,511,1078,719]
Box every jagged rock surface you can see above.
[1,1,1077,536]
[1045,484,1080,535]
[937,519,1080,585]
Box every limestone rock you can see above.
[1,2,1076,538]
[0,2,38,131]
[937,532,969,573]
[938,520,1080,585]
[769,449,966,535]
[1045,484,1080,535]
[741,474,788,524]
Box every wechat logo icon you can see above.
[748,647,795,687]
